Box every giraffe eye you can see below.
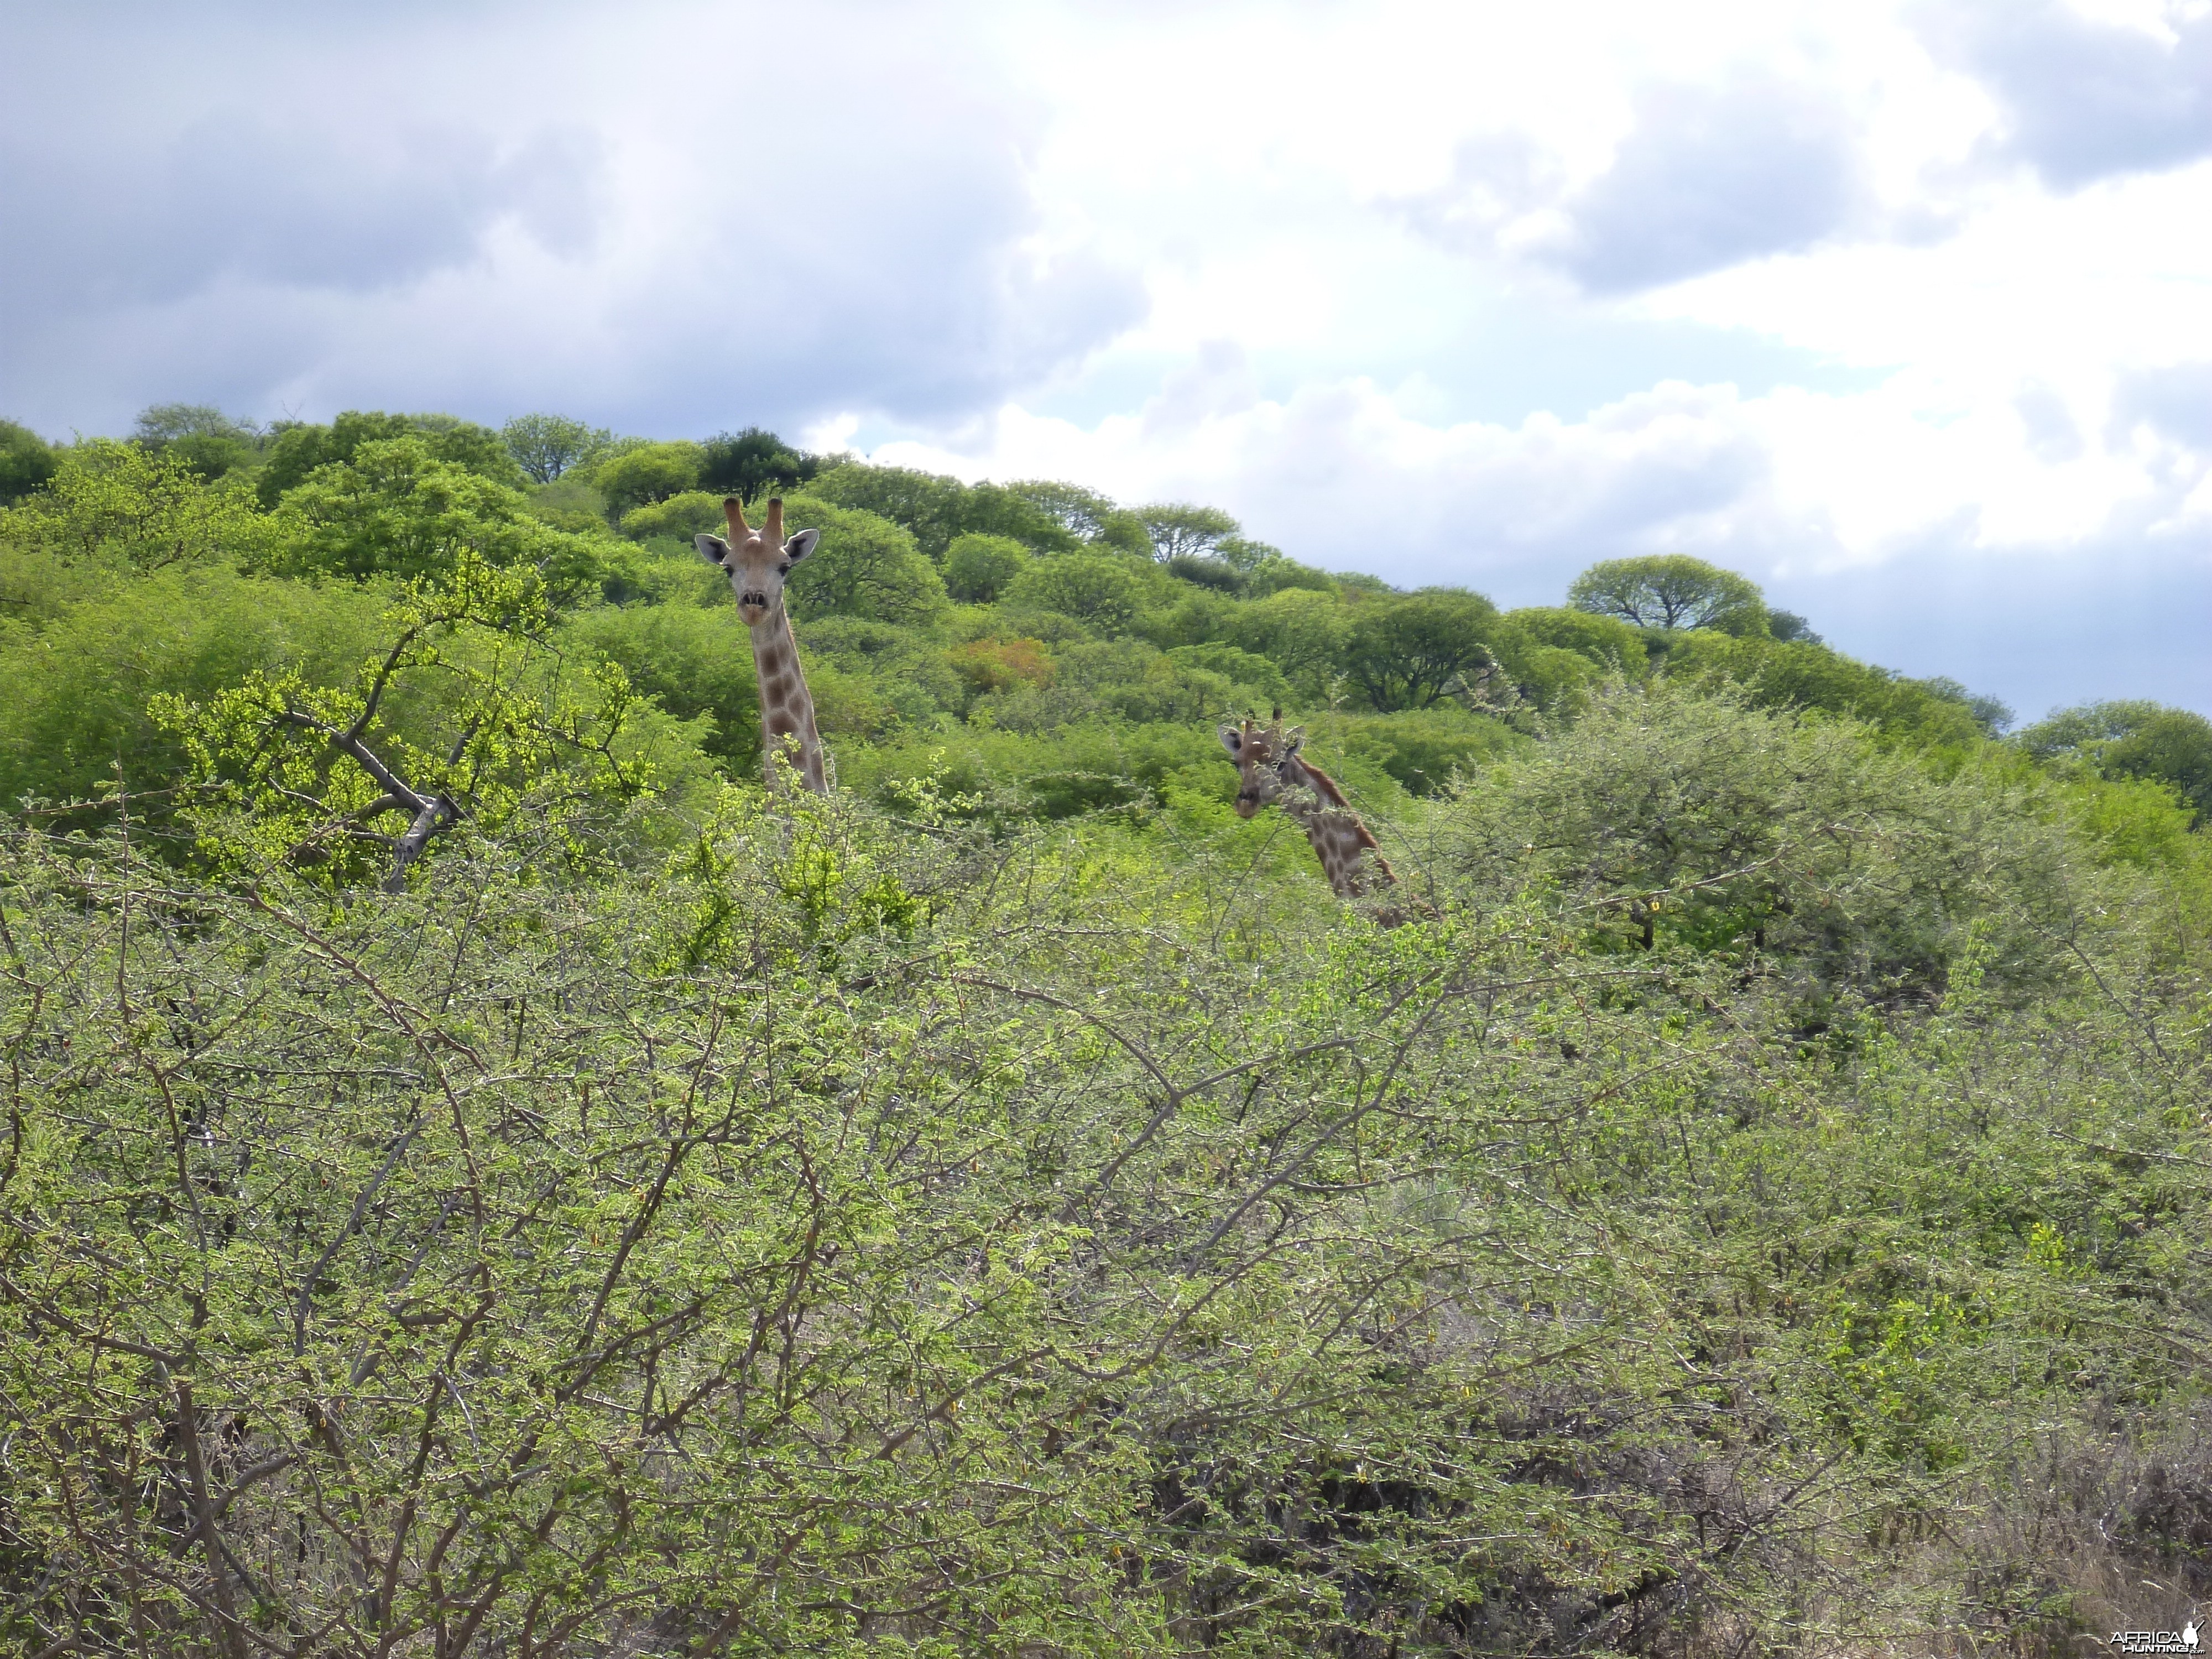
[777,562,791,575]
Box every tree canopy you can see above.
[591,439,706,513]
[700,425,821,500]
[1136,500,1240,561]
[0,419,59,504]
[1340,588,1503,710]
[2021,699,2212,822]
[5,404,2209,1656]
[1568,552,1770,633]
[502,412,611,483]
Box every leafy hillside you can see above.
[2,406,2210,1657]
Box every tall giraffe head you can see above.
[1218,711,1302,819]
[695,496,820,629]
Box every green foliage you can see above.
[1219,586,1349,702]
[1569,552,1770,634]
[700,425,821,499]
[1136,500,1240,560]
[592,439,706,513]
[268,436,609,598]
[0,418,59,504]
[0,439,278,571]
[1506,604,1650,672]
[1003,547,1155,631]
[618,488,727,542]
[800,615,966,730]
[10,413,2212,1656]
[2020,700,2212,823]
[1768,606,1822,643]
[502,411,611,483]
[1008,477,1117,539]
[1916,674,2014,737]
[1311,703,1519,796]
[568,599,765,776]
[1661,629,1990,748]
[255,409,525,506]
[1214,534,1283,571]
[0,564,389,816]
[6,719,2207,1652]
[152,551,663,887]
[944,530,1031,602]
[1341,587,1503,711]
[132,402,263,479]
[1444,681,2083,1017]
[1093,508,1155,556]
[779,492,950,627]
[809,462,1081,559]
[1164,640,1289,704]
[1241,552,1338,597]
[1165,552,1244,593]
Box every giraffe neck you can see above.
[1277,755,1395,900]
[747,602,827,794]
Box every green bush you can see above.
[2021,700,2212,823]
[566,600,765,777]
[943,531,1030,602]
[591,440,706,513]
[1663,629,1987,748]
[1,440,278,572]
[0,419,59,504]
[778,493,949,627]
[0,564,390,813]
[1506,604,1648,672]
[268,436,609,597]
[619,489,727,542]
[1003,549,1155,632]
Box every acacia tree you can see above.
[1340,588,1502,711]
[502,413,611,484]
[1009,478,1116,540]
[1135,502,1239,562]
[1567,553,1768,633]
[153,551,653,889]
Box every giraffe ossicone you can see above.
[1219,712,1407,924]
[696,495,831,794]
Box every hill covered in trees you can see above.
[2,404,2210,1657]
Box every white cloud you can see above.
[1,0,2207,713]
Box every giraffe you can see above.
[696,495,830,794]
[1219,712,1408,924]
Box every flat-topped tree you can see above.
[1220,712,1407,925]
[696,495,829,794]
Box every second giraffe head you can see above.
[695,497,820,629]
[1219,711,1303,818]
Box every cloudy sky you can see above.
[3,0,2208,718]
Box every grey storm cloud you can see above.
[1551,80,1863,293]
[1411,77,1864,295]
[1916,0,2212,188]
[0,4,1145,440]
[0,118,608,312]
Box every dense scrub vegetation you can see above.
[3,405,2210,1656]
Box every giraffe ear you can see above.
[1283,729,1305,755]
[695,534,731,568]
[1219,724,1243,757]
[782,528,821,564]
